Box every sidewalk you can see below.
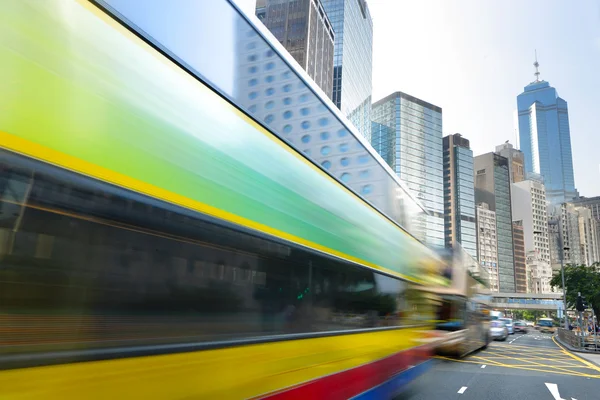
[554,336,600,367]
[576,351,600,367]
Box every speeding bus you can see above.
[0,0,448,398]
[429,246,492,357]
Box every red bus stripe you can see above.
[260,345,432,400]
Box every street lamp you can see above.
[545,216,570,330]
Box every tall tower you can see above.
[516,54,578,204]
[255,0,335,98]
[371,91,445,249]
[321,0,373,141]
[474,153,516,293]
[443,134,477,259]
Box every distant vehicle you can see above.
[490,311,504,320]
[499,318,514,334]
[490,320,508,341]
[525,321,534,327]
[513,321,528,333]
[537,318,556,334]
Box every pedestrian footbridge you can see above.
[490,292,563,311]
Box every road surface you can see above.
[399,330,600,400]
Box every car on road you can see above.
[499,317,514,334]
[537,318,556,334]
[490,320,508,341]
[513,321,528,333]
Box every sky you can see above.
[367,0,600,197]
[234,0,600,196]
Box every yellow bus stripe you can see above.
[0,327,427,399]
[0,130,415,283]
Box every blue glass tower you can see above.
[516,60,578,204]
[371,92,445,249]
[321,0,373,141]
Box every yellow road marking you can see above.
[435,356,600,379]
[552,336,600,374]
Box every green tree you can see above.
[550,263,600,317]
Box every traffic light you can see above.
[576,295,588,312]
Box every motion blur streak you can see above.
[0,0,443,398]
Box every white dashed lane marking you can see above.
[457,386,468,394]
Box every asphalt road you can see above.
[398,330,600,400]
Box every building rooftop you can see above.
[373,91,442,113]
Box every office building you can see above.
[233,18,427,240]
[321,0,373,140]
[548,202,581,270]
[512,221,527,293]
[572,196,600,259]
[495,142,524,184]
[256,0,335,98]
[443,134,477,259]
[511,179,552,293]
[516,57,578,203]
[474,153,515,292]
[575,207,599,265]
[527,251,552,294]
[477,202,499,292]
[371,91,445,249]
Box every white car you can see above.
[499,317,514,334]
[490,320,508,341]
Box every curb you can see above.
[553,336,600,370]
[554,335,600,354]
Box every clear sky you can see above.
[367,0,600,197]
[234,0,600,196]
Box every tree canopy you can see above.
[550,262,600,317]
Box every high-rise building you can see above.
[549,203,600,267]
[495,142,524,184]
[443,134,477,259]
[474,153,515,292]
[516,57,578,204]
[477,202,499,292]
[256,0,335,97]
[572,196,600,259]
[575,207,600,266]
[511,179,552,293]
[548,202,582,270]
[233,16,427,240]
[321,0,373,140]
[371,91,444,249]
[512,221,527,293]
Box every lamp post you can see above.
[546,216,569,330]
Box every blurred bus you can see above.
[428,246,492,357]
[0,1,448,398]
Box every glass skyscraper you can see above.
[516,70,578,204]
[371,92,445,249]
[474,153,516,292]
[443,134,477,259]
[255,0,335,98]
[321,0,373,141]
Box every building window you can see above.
[301,135,311,144]
[321,146,331,156]
[340,157,350,167]
[340,173,351,183]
